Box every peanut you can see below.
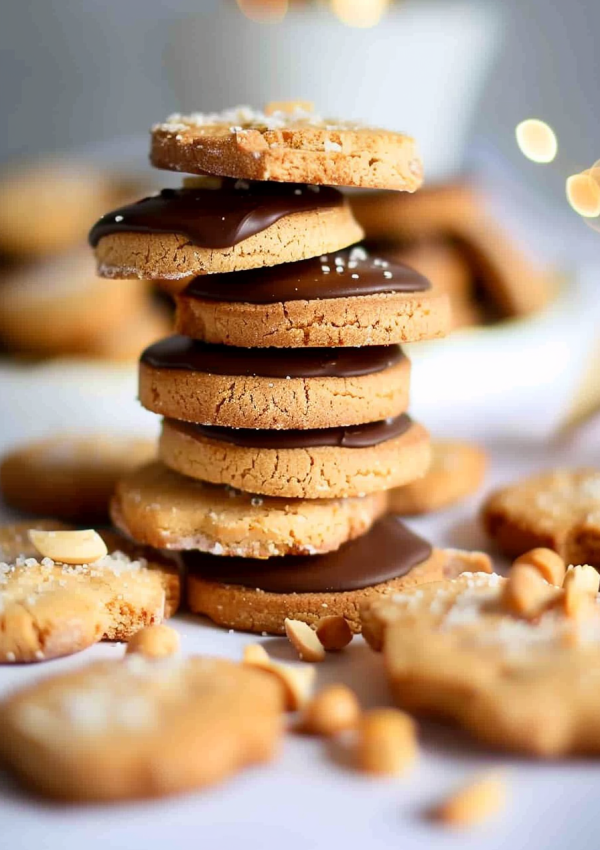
[357,708,417,775]
[28,528,107,565]
[299,685,360,736]
[284,619,325,662]
[315,616,353,651]
[126,625,180,659]
[513,548,566,586]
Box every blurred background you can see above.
[0,0,599,444]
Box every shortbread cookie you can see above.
[159,415,430,499]
[0,528,180,661]
[175,247,451,347]
[140,336,410,430]
[90,181,363,288]
[0,433,156,522]
[361,571,600,755]
[111,461,387,557]
[186,518,492,634]
[0,655,283,801]
[389,440,487,515]
[482,469,600,565]
[0,159,120,257]
[151,105,423,192]
[0,249,148,357]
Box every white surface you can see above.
[3,363,600,849]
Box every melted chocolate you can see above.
[89,182,343,249]
[183,247,430,303]
[141,336,404,379]
[183,515,432,593]
[168,414,412,449]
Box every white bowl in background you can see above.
[165,0,502,185]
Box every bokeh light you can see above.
[236,0,288,23]
[515,119,558,164]
[566,161,600,231]
[330,0,389,28]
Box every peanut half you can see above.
[28,528,107,565]
[298,684,360,736]
[284,619,326,663]
[431,772,507,827]
[315,616,353,652]
[513,548,566,586]
[126,625,180,659]
[243,643,315,711]
[357,708,417,776]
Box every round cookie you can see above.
[84,302,171,362]
[0,433,156,522]
[140,336,410,430]
[111,460,388,558]
[159,415,430,499]
[150,104,423,192]
[482,469,600,566]
[185,517,493,635]
[360,571,600,756]
[0,159,121,258]
[0,249,149,357]
[175,247,451,348]
[389,440,487,515]
[0,527,180,662]
[90,181,363,290]
[0,655,283,801]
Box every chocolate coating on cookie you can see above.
[89,182,343,249]
[183,515,432,593]
[183,247,430,303]
[141,335,404,379]
[168,414,412,450]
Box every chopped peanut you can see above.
[513,548,566,586]
[432,772,507,827]
[315,616,353,651]
[502,564,558,618]
[243,643,315,711]
[126,625,180,659]
[357,708,417,775]
[298,684,360,736]
[563,565,600,619]
[284,619,325,662]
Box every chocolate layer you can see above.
[168,414,412,449]
[183,515,432,593]
[89,181,343,249]
[183,247,430,303]
[141,336,404,379]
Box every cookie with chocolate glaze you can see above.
[185,517,492,635]
[175,247,451,348]
[139,336,411,430]
[150,104,423,192]
[159,416,430,500]
[90,180,363,291]
[111,461,388,558]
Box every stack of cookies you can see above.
[90,103,468,635]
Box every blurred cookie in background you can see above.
[0,248,168,360]
[351,183,555,327]
[0,158,134,260]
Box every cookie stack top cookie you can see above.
[89,102,452,636]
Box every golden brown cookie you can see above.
[361,571,600,756]
[0,655,283,801]
[352,184,553,319]
[158,415,430,499]
[0,159,120,258]
[0,526,180,662]
[90,177,363,286]
[482,469,600,565]
[139,337,410,430]
[111,460,388,557]
[83,302,171,362]
[0,249,149,357]
[389,440,487,515]
[388,239,474,301]
[186,540,492,636]
[174,247,451,348]
[0,433,156,522]
[150,105,423,191]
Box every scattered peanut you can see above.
[126,625,180,659]
[284,618,325,663]
[298,684,361,736]
[502,564,557,618]
[431,772,507,827]
[243,643,315,711]
[315,616,353,652]
[357,708,417,776]
[513,548,566,586]
[264,100,314,115]
[28,528,107,565]
[563,565,600,619]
